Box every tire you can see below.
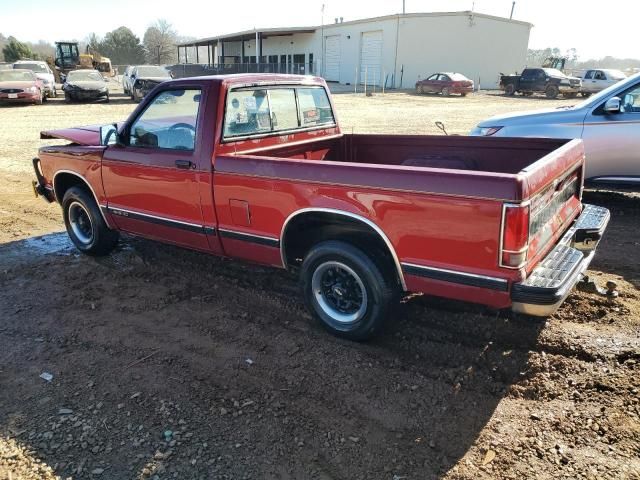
[581,92,592,98]
[545,84,559,99]
[416,85,423,94]
[64,93,72,103]
[504,83,516,96]
[62,186,119,256]
[300,240,398,341]
[461,92,467,97]
[35,91,43,105]
[441,87,450,97]
[104,92,110,103]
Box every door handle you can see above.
[175,160,194,169]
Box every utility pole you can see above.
[510,1,516,19]
[402,0,405,14]
[321,4,325,76]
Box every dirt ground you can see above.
[0,82,639,480]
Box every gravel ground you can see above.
[0,82,639,480]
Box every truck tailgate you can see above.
[519,139,585,273]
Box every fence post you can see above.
[364,67,368,96]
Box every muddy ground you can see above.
[0,83,639,480]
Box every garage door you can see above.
[324,35,340,82]
[360,30,383,86]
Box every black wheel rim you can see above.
[311,261,367,324]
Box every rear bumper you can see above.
[511,204,610,316]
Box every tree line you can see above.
[526,47,640,71]
[1,20,197,65]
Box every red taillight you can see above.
[501,204,530,268]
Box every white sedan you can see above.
[471,72,640,187]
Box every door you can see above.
[102,87,219,252]
[324,35,340,82]
[582,80,640,182]
[422,73,439,93]
[519,68,542,91]
[583,70,595,92]
[360,30,383,86]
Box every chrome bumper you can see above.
[511,204,610,316]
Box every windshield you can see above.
[14,62,48,73]
[605,69,627,80]
[67,71,104,82]
[0,70,36,81]
[543,68,566,77]
[136,66,170,77]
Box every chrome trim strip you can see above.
[218,228,280,247]
[279,207,407,291]
[108,206,203,228]
[53,170,112,228]
[401,262,509,292]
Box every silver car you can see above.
[471,72,640,186]
[13,60,57,98]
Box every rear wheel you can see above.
[62,186,119,256]
[545,84,559,99]
[504,83,516,96]
[300,240,398,341]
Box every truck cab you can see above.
[581,69,627,96]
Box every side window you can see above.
[129,89,201,150]
[427,74,438,81]
[521,69,534,79]
[222,86,335,140]
[584,70,594,79]
[268,89,299,131]
[297,87,335,126]
[223,89,271,137]
[622,84,640,113]
[439,74,450,82]
[594,71,605,80]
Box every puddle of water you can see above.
[22,232,73,255]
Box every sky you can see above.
[0,0,637,60]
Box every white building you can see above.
[176,11,532,89]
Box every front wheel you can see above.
[300,240,398,341]
[441,87,450,97]
[62,186,119,255]
[545,84,559,99]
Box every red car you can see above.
[32,74,608,340]
[0,69,45,104]
[416,72,474,96]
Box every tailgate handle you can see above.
[175,160,194,169]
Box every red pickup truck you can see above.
[32,74,609,340]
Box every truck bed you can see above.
[225,134,580,202]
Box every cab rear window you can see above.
[222,86,335,140]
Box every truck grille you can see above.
[0,88,23,93]
[530,177,578,236]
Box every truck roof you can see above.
[170,73,327,87]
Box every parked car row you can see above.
[1,60,173,106]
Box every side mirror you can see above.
[100,123,121,146]
[604,97,622,114]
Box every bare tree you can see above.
[143,19,178,65]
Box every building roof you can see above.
[176,11,532,47]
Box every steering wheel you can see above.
[169,123,196,134]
